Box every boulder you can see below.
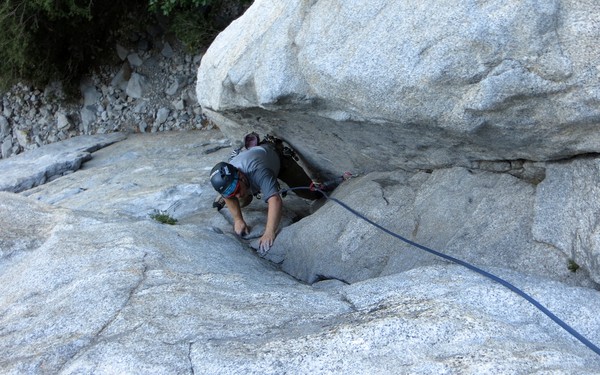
[1,138,13,159]
[0,115,9,139]
[268,167,595,287]
[155,107,170,125]
[197,0,600,174]
[110,63,132,92]
[116,44,129,61]
[80,79,102,107]
[126,73,148,99]
[14,129,29,148]
[127,53,144,67]
[161,42,174,58]
[56,112,72,131]
[79,107,96,134]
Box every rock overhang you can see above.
[196,0,600,172]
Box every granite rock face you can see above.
[0,133,126,193]
[2,0,600,368]
[533,157,600,285]
[268,166,600,287]
[194,0,600,328]
[1,131,600,373]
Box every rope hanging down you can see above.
[281,186,600,357]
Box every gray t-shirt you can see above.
[230,145,280,202]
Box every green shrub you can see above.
[567,259,580,273]
[0,0,149,92]
[149,0,219,16]
[150,0,197,16]
[0,0,251,92]
[149,0,252,51]
[150,210,178,225]
[170,11,218,52]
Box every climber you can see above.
[209,133,338,253]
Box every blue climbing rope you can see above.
[281,185,600,357]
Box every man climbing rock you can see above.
[209,134,331,253]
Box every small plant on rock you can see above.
[567,259,580,273]
[150,210,178,225]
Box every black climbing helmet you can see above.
[210,162,240,197]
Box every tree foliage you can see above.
[149,0,214,16]
[149,0,252,52]
[0,0,148,90]
[0,0,251,91]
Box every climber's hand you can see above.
[258,230,275,254]
[234,219,250,237]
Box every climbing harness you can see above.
[279,185,600,358]
[262,134,299,161]
[310,172,354,192]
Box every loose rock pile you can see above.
[0,29,210,160]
